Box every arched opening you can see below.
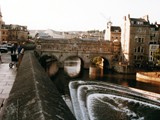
[89,56,109,79]
[39,55,58,77]
[103,57,110,73]
[64,56,83,78]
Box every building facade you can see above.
[6,24,28,43]
[104,21,121,42]
[0,7,5,43]
[148,24,160,66]
[121,14,160,70]
[104,21,121,63]
[0,8,28,44]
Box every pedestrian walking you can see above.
[17,43,25,67]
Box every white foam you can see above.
[87,93,160,120]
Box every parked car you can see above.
[0,45,8,53]
[7,44,12,51]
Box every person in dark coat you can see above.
[17,43,25,67]
[11,43,17,54]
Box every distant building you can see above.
[0,8,28,43]
[104,21,121,64]
[104,21,121,41]
[0,7,5,43]
[29,29,76,39]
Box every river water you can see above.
[51,68,160,95]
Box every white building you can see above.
[149,44,159,63]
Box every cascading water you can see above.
[69,81,160,120]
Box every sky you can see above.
[1,0,160,31]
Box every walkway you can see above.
[0,63,16,112]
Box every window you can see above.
[135,46,144,53]
[131,21,134,24]
[151,28,155,31]
[131,21,137,25]
[136,37,144,43]
[138,21,143,25]
[149,57,152,61]
[138,47,140,52]
[141,47,144,53]
[115,30,119,32]
[138,38,141,42]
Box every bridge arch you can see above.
[39,54,59,77]
[63,56,84,78]
[90,56,110,70]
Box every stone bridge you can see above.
[35,38,115,69]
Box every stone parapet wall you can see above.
[37,39,113,54]
[1,51,76,120]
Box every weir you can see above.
[69,81,160,120]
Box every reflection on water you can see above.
[51,68,160,95]
[49,54,160,95]
[64,57,81,78]
[89,66,103,79]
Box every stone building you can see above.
[148,23,160,66]
[0,8,28,44]
[104,21,121,63]
[0,7,5,43]
[120,14,160,72]
[6,24,28,43]
[104,21,121,42]
[121,14,151,70]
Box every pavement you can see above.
[0,53,17,112]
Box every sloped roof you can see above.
[130,18,147,22]
[130,18,150,25]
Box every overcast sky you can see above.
[1,0,160,31]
